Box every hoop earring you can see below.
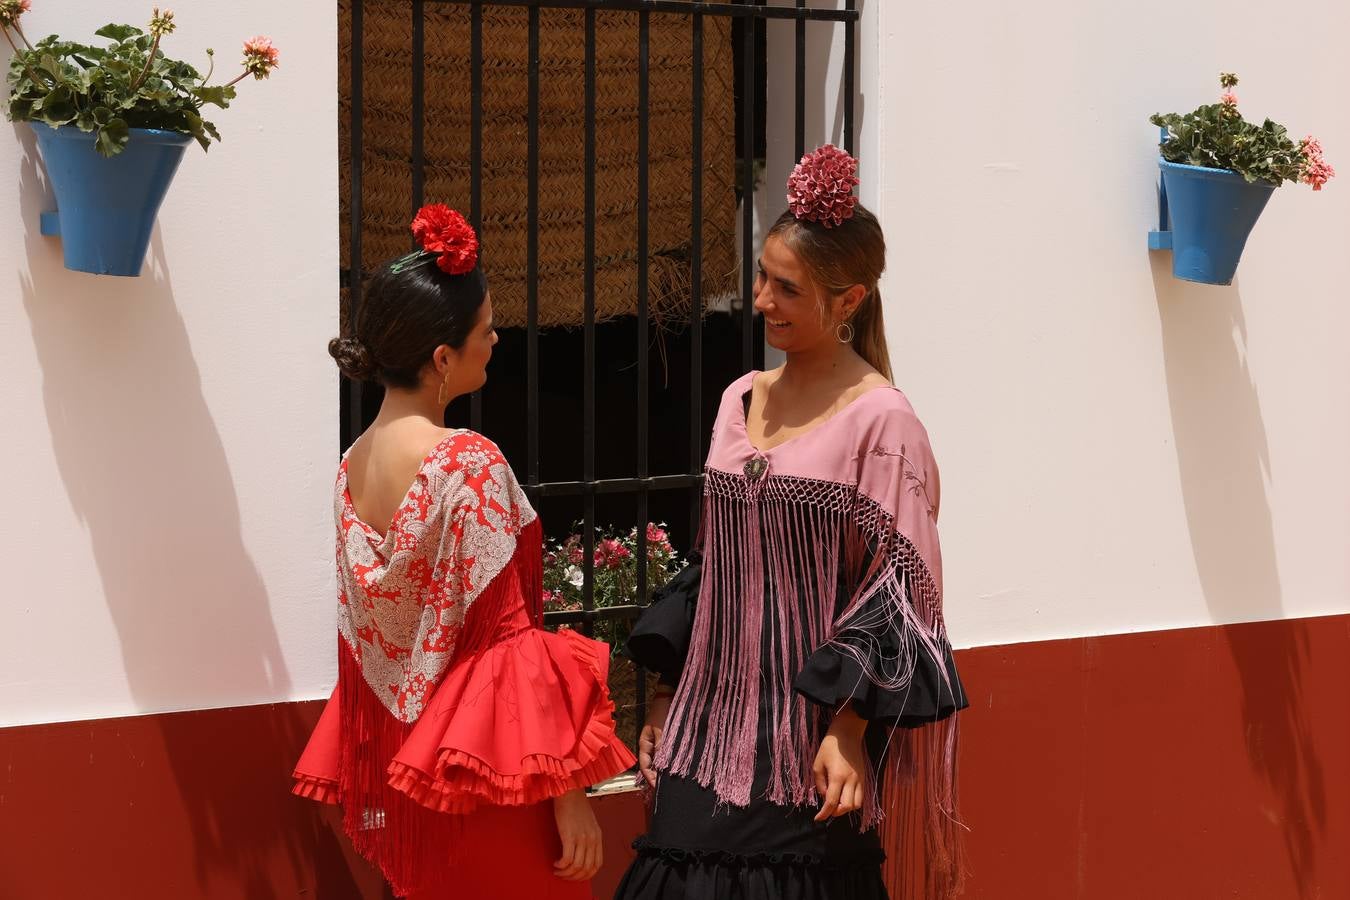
[835,321,855,344]
[436,368,452,406]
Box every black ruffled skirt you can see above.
[612,770,890,900]
[616,843,888,900]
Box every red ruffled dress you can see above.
[292,431,635,898]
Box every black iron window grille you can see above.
[340,0,859,751]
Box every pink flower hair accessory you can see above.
[786,143,859,228]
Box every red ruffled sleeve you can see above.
[292,627,634,815]
[291,684,342,804]
[387,627,634,813]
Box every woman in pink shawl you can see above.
[614,147,967,900]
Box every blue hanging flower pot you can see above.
[33,123,191,277]
[1156,159,1276,285]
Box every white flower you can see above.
[456,449,492,476]
[565,565,584,588]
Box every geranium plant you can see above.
[1150,73,1333,190]
[2,3,278,157]
[543,522,682,653]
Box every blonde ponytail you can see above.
[850,287,891,382]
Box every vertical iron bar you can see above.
[636,8,650,588]
[740,1,756,372]
[527,5,541,486]
[410,0,425,215]
[469,3,485,431]
[347,0,366,445]
[470,5,483,232]
[688,11,704,541]
[582,6,597,635]
[794,0,805,159]
[844,0,856,156]
[635,6,651,749]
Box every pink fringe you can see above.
[658,468,965,900]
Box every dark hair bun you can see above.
[328,336,376,381]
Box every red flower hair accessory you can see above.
[408,203,479,275]
[785,144,859,227]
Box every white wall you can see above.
[770,0,1350,648]
[1,1,338,726]
[7,0,1347,729]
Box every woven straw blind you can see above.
[339,1,739,329]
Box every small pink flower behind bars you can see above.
[1300,135,1335,191]
[542,522,682,651]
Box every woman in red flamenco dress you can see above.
[293,204,635,898]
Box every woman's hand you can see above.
[552,788,603,882]
[812,705,868,822]
[638,693,673,787]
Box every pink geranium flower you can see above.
[241,34,280,80]
[0,0,31,28]
[1300,135,1335,191]
[596,538,630,570]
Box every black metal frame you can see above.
[342,0,859,748]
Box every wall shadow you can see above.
[15,123,371,897]
[1151,254,1325,895]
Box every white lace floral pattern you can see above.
[334,431,536,722]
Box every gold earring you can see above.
[436,367,452,406]
[835,320,855,344]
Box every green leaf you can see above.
[184,114,209,152]
[95,117,130,157]
[36,85,77,123]
[101,56,133,76]
[94,24,143,42]
[71,50,105,67]
[38,54,68,83]
[8,97,35,122]
[192,84,235,109]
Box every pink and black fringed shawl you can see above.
[654,371,967,899]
